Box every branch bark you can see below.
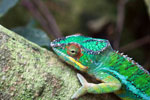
[0,25,118,100]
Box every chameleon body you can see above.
[50,34,150,100]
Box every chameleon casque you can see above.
[50,34,150,100]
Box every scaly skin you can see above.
[50,34,150,100]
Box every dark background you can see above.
[0,0,150,71]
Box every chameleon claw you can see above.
[71,73,88,99]
[77,73,88,86]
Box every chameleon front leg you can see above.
[71,72,121,99]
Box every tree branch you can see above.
[32,0,62,38]
[120,35,150,52]
[0,25,118,100]
[21,0,62,38]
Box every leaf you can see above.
[145,0,150,16]
[12,27,51,47]
[0,0,19,17]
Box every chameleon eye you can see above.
[67,43,81,57]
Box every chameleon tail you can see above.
[71,73,88,99]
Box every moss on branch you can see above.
[0,25,118,100]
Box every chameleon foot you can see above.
[71,73,88,99]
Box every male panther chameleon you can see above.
[50,34,150,100]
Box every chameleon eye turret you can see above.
[51,34,150,100]
[67,43,82,58]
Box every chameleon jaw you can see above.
[52,48,87,71]
[68,56,88,71]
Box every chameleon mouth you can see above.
[51,47,87,71]
[67,56,87,70]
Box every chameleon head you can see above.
[51,34,112,71]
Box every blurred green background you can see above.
[0,0,150,70]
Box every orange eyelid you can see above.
[67,43,82,58]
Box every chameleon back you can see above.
[88,50,150,100]
[51,34,150,100]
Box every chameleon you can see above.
[50,34,150,100]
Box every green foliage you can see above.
[0,0,19,17]
[12,26,50,47]
[12,19,51,47]
[0,1,50,47]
